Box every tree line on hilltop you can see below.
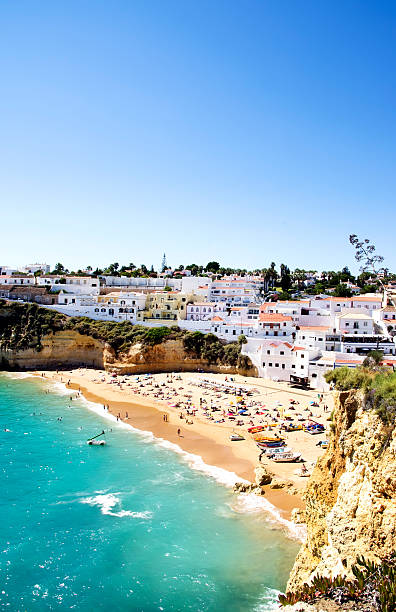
[46,260,394,299]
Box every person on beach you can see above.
[177,428,181,436]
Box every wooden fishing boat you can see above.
[254,433,284,442]
[282,424,302,432]
[256,440,285,448]
[258,445,292,455]
[272,451,301,463]
[248,425,265,434]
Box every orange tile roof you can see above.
[269,341,293,348]
[211,316,224,322]
[351,296,382,302]
[292,346,306,351]
[335,359,362,364]
[258,313,293,322]
[299,326,330,331]
[277,300,310,304]
[322,297,352,302]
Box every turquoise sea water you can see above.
[0,374,299,611]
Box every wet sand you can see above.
[32,369,331,518]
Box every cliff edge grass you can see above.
[0,301,256,375]
[281,364,396,611]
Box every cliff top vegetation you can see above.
[0,302,251,370]
[279,554,396,611]
[325,357,396,425]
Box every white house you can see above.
[372,306,396,336]
[20,263,50,274]
[295,325,330,350]
[0,275,35,286]
[55,291,146,322]
[335,311,374,335]
[37,276,100,295]
[257,310,295,338]
[257,340,294,381]
[186,302,225,321]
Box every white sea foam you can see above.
[1,371,35,380]
[254,587,283,611]
[232,493,307,542]
[80,493,152,519]
[38,377,305,538]
[77,393,246,487]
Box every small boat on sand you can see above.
[254,434,284,442]
[248,425,265,434]
[230,433,245,441]
[259,445,292,455]
[256,440,285,448]
[272,452,301,463]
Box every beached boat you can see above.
[258,445,291,455]
[272,452,301,463]
[282,424,302,432]
[230,433,245,441]
[248,425,265,434]
[304,425,325,435]
[256,440,285,448]
[253,433,284,442]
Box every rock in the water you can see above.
[233,482,252,493]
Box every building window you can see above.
[281,364,285,369]
[269,362,272,367]
[275,363,279,367]
[267,350,270,355]
[94,308,99,312]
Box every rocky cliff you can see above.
[287,389,396,593]
[0,330,257,377]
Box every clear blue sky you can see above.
[1,0,395,273]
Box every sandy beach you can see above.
[33,369,333,518]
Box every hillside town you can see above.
[1,259,396,391]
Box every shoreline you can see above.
[25,368,332,523]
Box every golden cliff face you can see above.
[104,338,257,376]
[0,332,257,377]
[0,331,104,369]
[287,389,396,592]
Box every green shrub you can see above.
[279,554,396,611]
[0,302,254,371]
[325,366,396,425]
